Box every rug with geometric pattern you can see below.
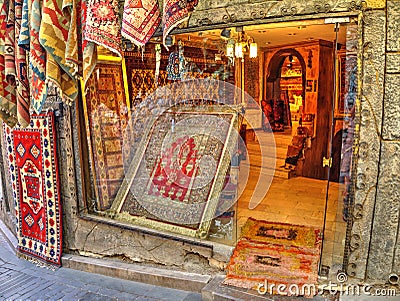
[3,112,62,266]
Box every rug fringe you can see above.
[17,251,59,271]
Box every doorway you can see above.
[236,19,358,280]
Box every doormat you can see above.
[4,112,62,266]
[223,218,321,295]
[240,217,321,249]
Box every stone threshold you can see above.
[62,253,211,293]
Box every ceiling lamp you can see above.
[249,39,257,58]
[227,31,258,59]
[235,41,244,58]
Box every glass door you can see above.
[319,20,359,281]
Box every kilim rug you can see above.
[122,0,161,47]
[162,0,198,49]
[0,0,18,126]
[223,218,322,295]
[4,112,62,266]
[85,0,122,56]
[114,110,237,234]
[14,0,30,126]
[25,0,48,113]
[40,0,78,104]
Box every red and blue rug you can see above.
[4,112,62,266]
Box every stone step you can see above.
[62,254,211,293]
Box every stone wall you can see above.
[365,0,400,283]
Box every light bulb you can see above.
[249,42,257,58]
[235,42,243,58]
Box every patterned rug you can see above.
[224,218,322,294]
[112,110,238,236]
[78,0,97,85]
[122,0,161,47]
[85,0,122,56]
[85,63,129,210]
[25,0,48,113]
[4,112,62,266]
[14,0,30,126]
[162,0,198,49]
[40,0,78,104]
[0,0,18,127]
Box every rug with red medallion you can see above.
[4,111,62,266]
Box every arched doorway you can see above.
[266,48,306,111]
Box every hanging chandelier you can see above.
[224,29,258,60]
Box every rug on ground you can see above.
[223,218,322,295]
[3,111,62,266]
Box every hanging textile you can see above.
[122,0,161,47]
[65,0,78,73]
[78,0,96,85]
[4,111,63,266]
[162,0,198,49]
[14,0,30,126]
[0,0,18,126]
[39,0,78,105]
[85,0,122,57]
[23,0,48,113]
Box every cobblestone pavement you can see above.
[0,230,202,301]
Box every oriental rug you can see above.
[4,112,62,266]
[111,109,239,238]
[122,0,161,47]
[85,0,122,57]
[224,218,321,295]
[162,0,198,49]
[85,63,129,210]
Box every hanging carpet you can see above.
[39,0,78,105]
[224,218,322,295]
[122,0,161,47]
[4,111,63,266]
[0,0,18,127]
[85,0,122,56]
[14,0,30,126]
[23,0,48,113]
[162,0,198,49]
[78,0,96,85]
